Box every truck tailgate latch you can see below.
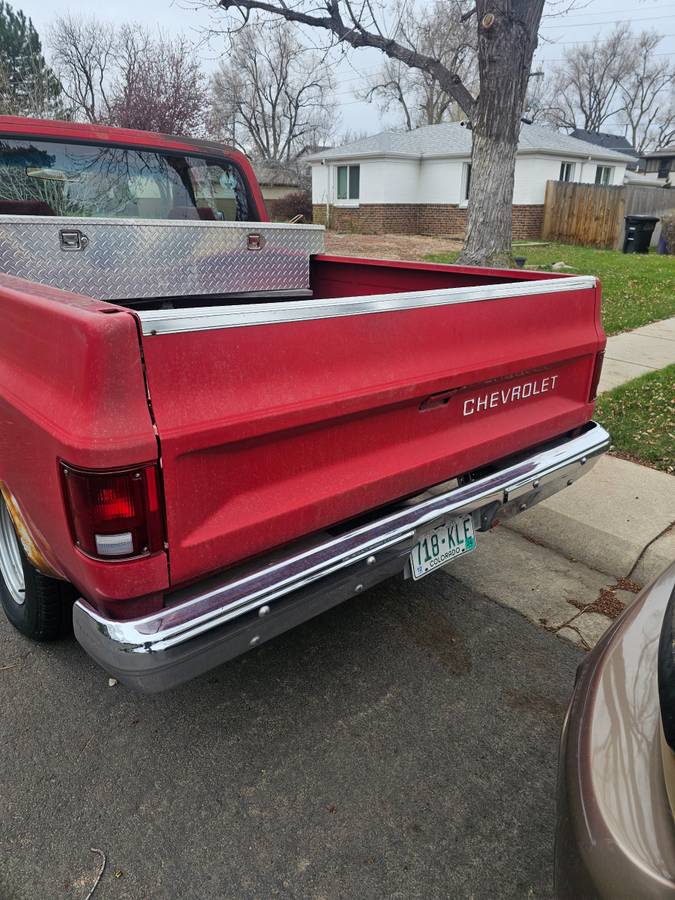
[59,229,89,251]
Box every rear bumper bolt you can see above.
[355,584,364,593]
[366,555,376,566]
[258,605,270,618]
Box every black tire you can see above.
[0,501,75,641]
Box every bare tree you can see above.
[653,94,675,152]
[209,23,334,160]
[110,29,208,134]
[616,31,675,153]
[543,24,634,133]
[50,15,207,134]
[49,14,116,122]
[540,25,675,152]
[360,1,477,130]
[204,0,544,265]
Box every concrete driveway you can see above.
[0,573,580,900]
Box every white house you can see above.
[307,122,634,239]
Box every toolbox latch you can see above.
[59,229,89,251]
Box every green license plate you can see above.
[410,514,477,580]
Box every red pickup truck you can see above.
[0,117,609,691]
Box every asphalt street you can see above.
[0,572,581,900]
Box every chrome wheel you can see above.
[0,501,25,605]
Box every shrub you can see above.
[269,190,313,223]
[660,212,675,253]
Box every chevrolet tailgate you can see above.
[138,264,604,587]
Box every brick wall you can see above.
[512,205,544,240]
[313,203,544,241]
[312,203,420,234]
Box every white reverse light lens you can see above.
[94,532,134,557]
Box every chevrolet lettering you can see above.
[463,375,559,417]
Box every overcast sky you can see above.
[15,0,675,137]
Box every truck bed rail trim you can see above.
[74,422,609,687]
[138,275,597,335]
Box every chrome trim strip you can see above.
[138,275,597,335]
[74,423,609,666]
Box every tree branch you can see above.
[217,0,477,116]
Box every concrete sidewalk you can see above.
[598,315,675,392]
[507,317,675,584]
[450,454,673,654]
[506,454,675,585]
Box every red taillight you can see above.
[61,463,164,560]
[589,350,605,401]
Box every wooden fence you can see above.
[542,180,675,249]
[542,181,625,249]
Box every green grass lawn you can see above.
[594,364,674,474]
[425,242,675,336]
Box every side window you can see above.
[336,164,359,200]
[594,165,613,186]
[462,162,472,201]
[559,161,574,182]
[186,158,245,221]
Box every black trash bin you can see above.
[623,215,660,254]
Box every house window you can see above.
[336,165,360,200]
[462,162,472,201]
[658,158,672,179]
[559,161,574,182]
[595,165,613,186]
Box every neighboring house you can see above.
[252,159,310,216]
[569,129,640,167]
[639,144,675,184]
[307,122,634,239]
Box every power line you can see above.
[541,12,675,28]
[541,0,672,19]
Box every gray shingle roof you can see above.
[643,142,675,159]
[569,129,639,156]
[306,121,636,163]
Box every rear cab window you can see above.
[0,138,257,222]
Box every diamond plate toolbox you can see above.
[0,216,325,301]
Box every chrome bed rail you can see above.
[138,275,598,335]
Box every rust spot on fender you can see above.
[0,483,65,579]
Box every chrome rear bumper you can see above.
[73,422,610,692]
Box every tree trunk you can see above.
[458,1,544,266]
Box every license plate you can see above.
[409,514,477,580]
